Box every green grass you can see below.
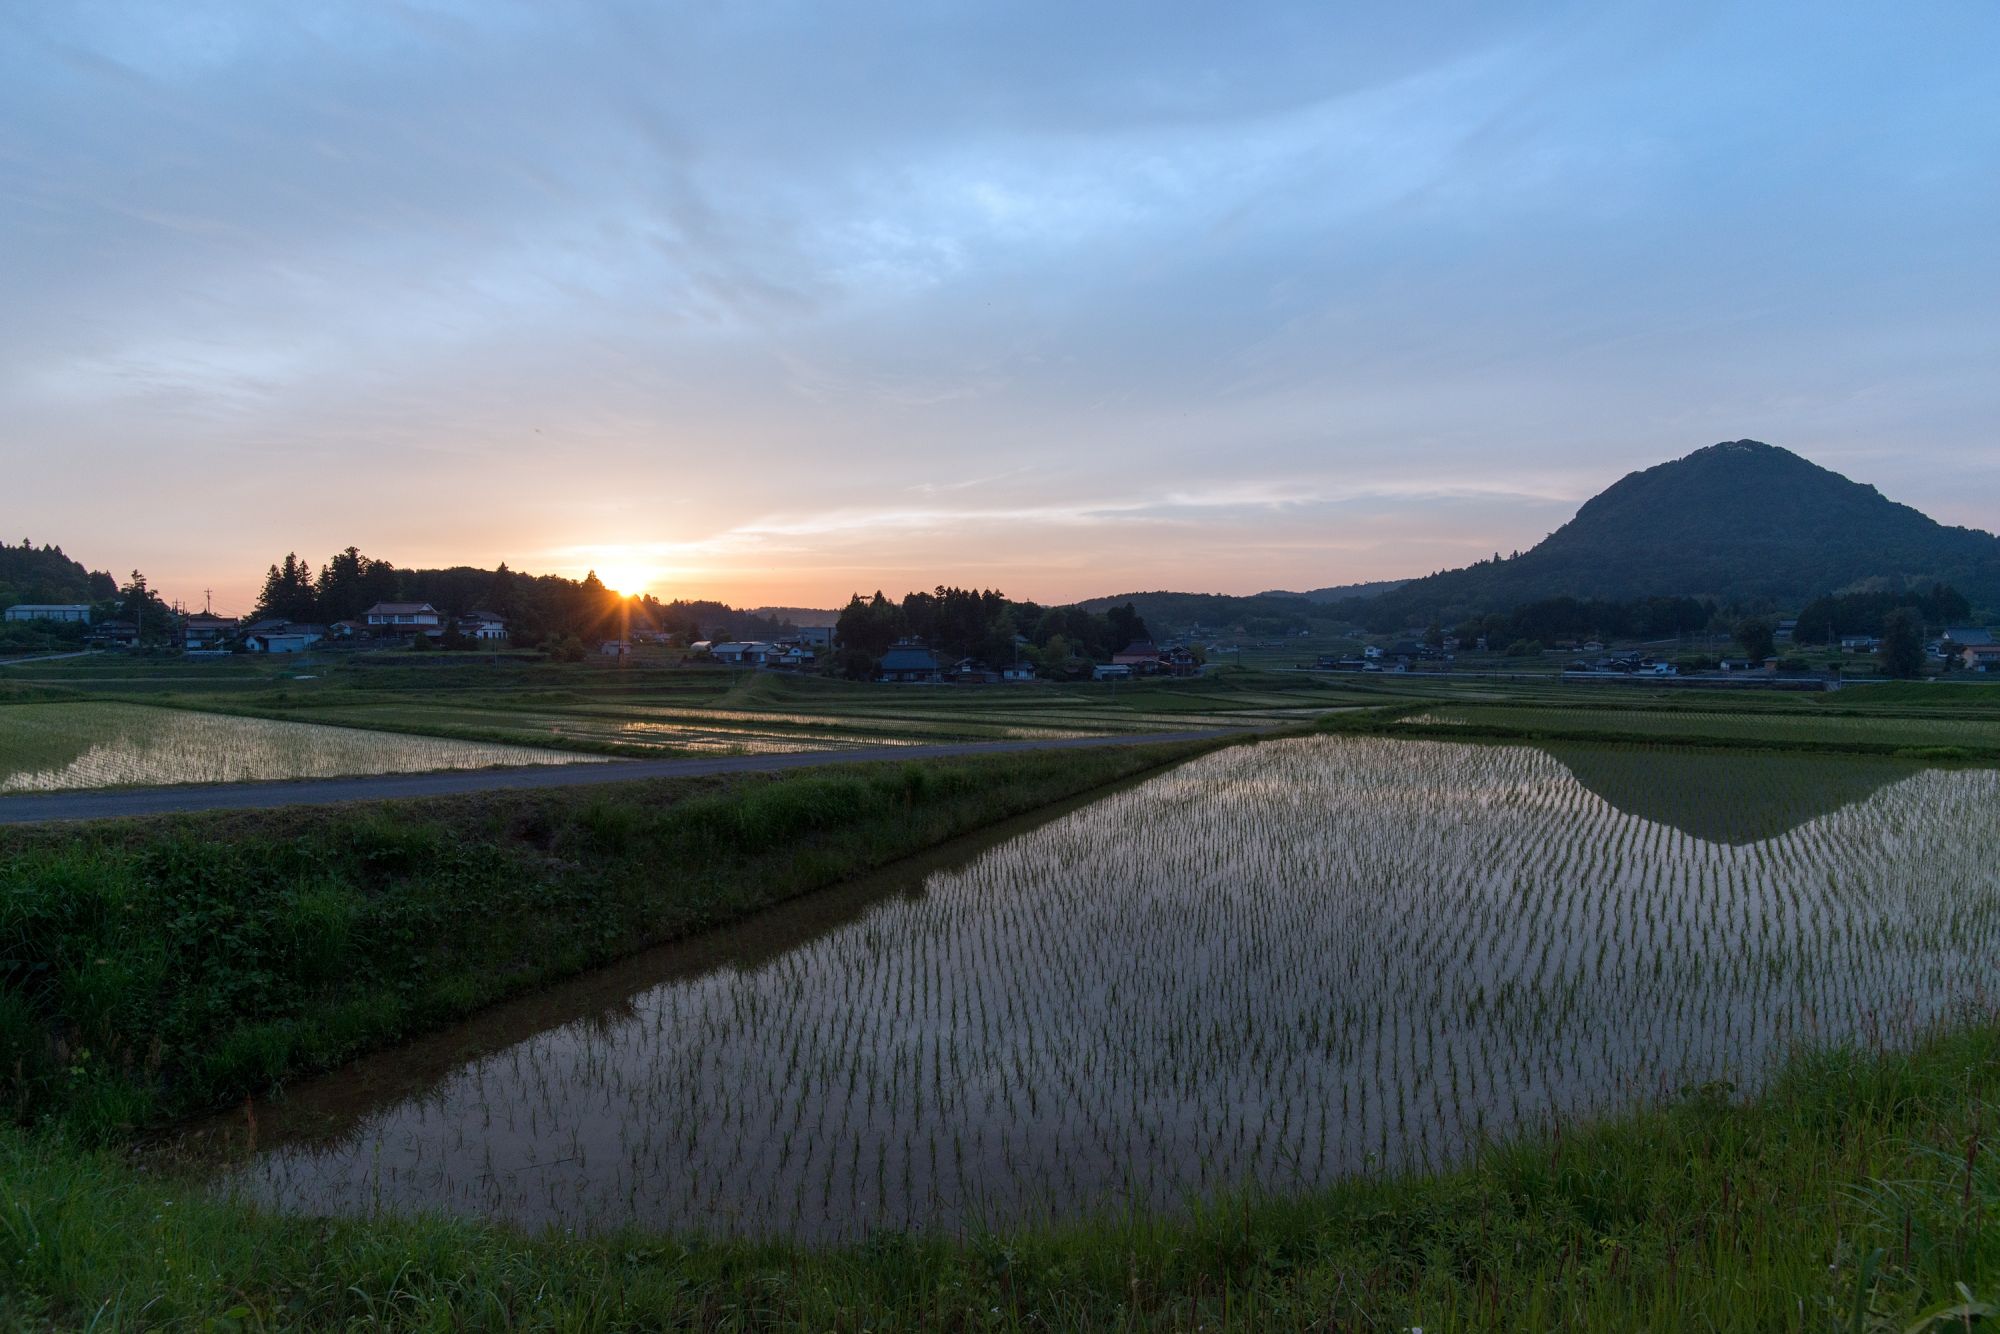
[1405,704,2000,750]
[2,657,1390,760]
[1316,697,2000,762]
[0,739,1227,1138]
[1,1021,1992,1329]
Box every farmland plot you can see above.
[1402,703,2000,748]
[204,737,2000,1241]
[0,702,602,791]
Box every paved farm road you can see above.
[0,729,1246,824]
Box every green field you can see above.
[1401,702,2000,750]
[0,655,1405,762]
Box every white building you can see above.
[458,610,508,642]
[364,602,443,633]
[4,603,92,624]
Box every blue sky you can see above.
[4,1,1997,611]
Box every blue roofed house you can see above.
[878,641,941,683]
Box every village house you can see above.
[790,625,834,649]
[1839,634,1881,652]
[878,642,942,684]
[1962,644,2000,673]
[1111,640,1161,671]
[245,622,326,653]
[182,612,237,649]
[1091,663,1133,681]
[87,618,138,647]
[710,641,774,665]
[363,602,444,637]
[1001,662,1037,682]
[1943,627,1996,647]
[599,639,631,657]
[1158,646,1200,677]
[456,610,508,642]
[3,603,91,624]
[949,658,1001,684]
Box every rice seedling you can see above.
[208,736,2000,1244]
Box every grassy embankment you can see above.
[1,1022,1992,1328]
[0,738,1225,1138]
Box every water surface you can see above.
[0,701,603,790]
[195,737,2000,1241]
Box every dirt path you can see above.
[0,729,1247,824]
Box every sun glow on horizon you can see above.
[596,564,657,598]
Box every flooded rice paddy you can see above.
[0,702,604,790]
[198,737,1999,1241]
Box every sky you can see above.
[5,2,1998,614]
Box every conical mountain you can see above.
[1372,440,2000,619]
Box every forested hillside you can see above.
[0,541,116,608]
[1340,441,2000,628]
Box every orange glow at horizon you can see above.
[595,562,658,598]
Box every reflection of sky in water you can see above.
[206,738,2000,1242]
[0,702,599,791]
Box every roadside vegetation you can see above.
[0,740,1224,1138]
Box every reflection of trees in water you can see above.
[1541,743,1915,845]
[0,714,96,782]
[176,785,1091,1160]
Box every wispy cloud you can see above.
[4,3,1998,607]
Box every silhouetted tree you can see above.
[1879,608,1925,678]
[1734,617,1776,663]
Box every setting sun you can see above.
[596,563,655,598]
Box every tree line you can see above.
[1790,584,1969,645]
[833,587,1148,679]
[249,548,796,649]
[1446,594,1719,652]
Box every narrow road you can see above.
[0,728,1246,825]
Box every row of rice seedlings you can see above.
[0,702,603,792]
[218,737,2000,1242]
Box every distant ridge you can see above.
[1358,440,2000,622]
[1261,578,1410,603]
